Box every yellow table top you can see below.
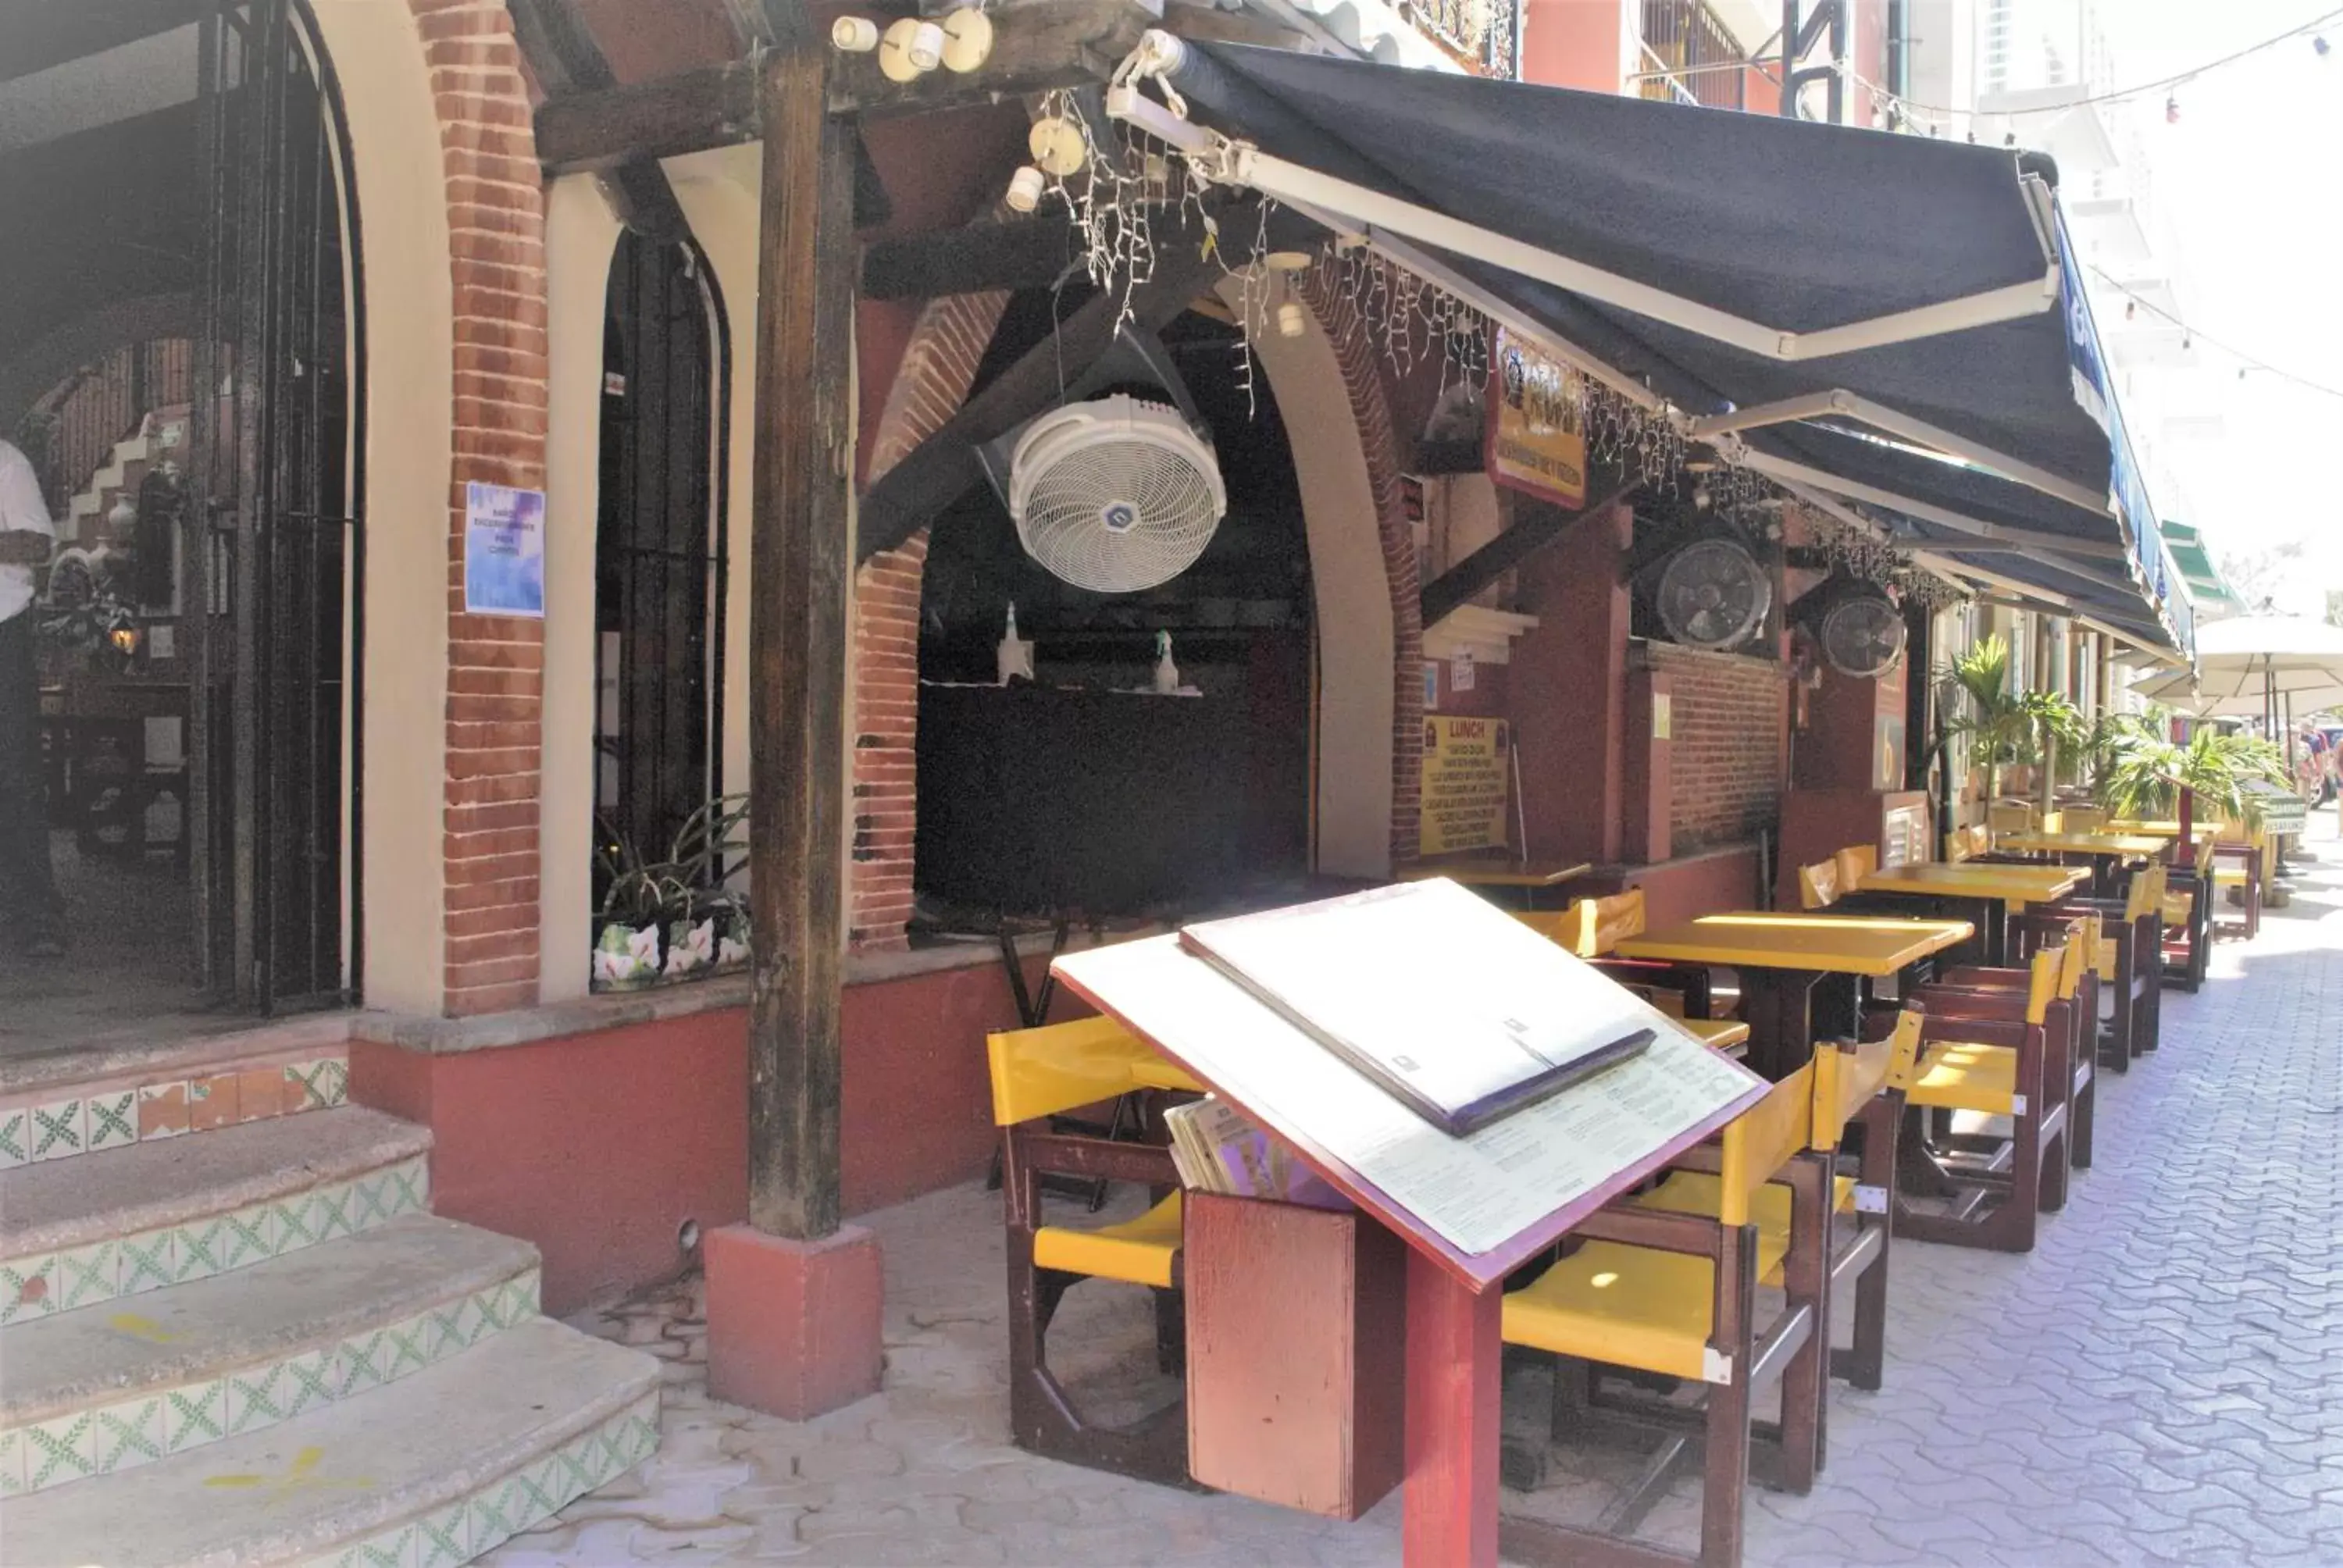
[1615,912,1974,977]
[1860,862,2085,906]
[1995,831,2170,857]
[1396,858,1595,888]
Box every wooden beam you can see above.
[860,216,1078,300]
[533,0,1161,175]
[747,41,855,1243]
[508,0,690,241]
[1420,475,1637,629]
[854,199,1258,564]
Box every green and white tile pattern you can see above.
[0,1057,348,1171]
[304,1393,660,1568]
[0,1156,427,1328]
[0,1269,539,1496]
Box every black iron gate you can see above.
[188,0,362,1012]
[594,233,729,878]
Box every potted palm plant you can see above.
[1936,634,2079,811]
[2097,722,2291,830]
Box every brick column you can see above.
[413,0,551,1014]
[848,290,1011,950]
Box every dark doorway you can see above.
[592,231,729,889]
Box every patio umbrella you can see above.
[2130,615,2343,721]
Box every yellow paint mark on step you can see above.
[108,1313,181,1343]
[205,1446,373,1507]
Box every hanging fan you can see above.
[1006,394,1226,594]
[1653,536,1771,650]
[1817,585,1908,678]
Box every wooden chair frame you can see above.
[2041,869,2161,1064]
[1890,980,2071,1253]
[1000,1117,1194,1487]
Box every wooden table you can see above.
[1395,858,1594,911]
[1855,862,2086,966]
[1615,912,1973,1079]
[1993,830,2169,896]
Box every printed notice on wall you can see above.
[464,481,547,618]
[1419,715,1510,856]
[1485,327,1589,509]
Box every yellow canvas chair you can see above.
[1521,893,1744,1049]
[1892,946,2074,1253]
[1499,1052,1839,1568]
[1832,843,1879,892]
[987,1015,1196,1484]
[1632,1012,1925,1394]
[2059,805,2106,833]
[1986,800,2036,836]
[1796,857,1842,911]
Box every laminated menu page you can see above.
[1178,879,1653,1135]
[1054,930,1766,1286]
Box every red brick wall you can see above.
[415,0,551,1014]
[849,290,1011,950]
[1642,642,1787,853]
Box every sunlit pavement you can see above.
[487,806,2343,1567]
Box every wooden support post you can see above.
[1402,1251,1502,1568]
[747,37,854,1243]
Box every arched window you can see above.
[592,233,730,878]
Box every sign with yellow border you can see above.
[1420,716,1511,855]
[1486,328,1588,509]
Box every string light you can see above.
[2088,263,2343,401]
[1857,5,2343,121]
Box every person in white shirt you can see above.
[0,439,64,953]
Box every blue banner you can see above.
[2055,205,2191,660]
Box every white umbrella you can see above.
[2130,615,2343,721]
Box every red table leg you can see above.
[1403,1249,1501,1568]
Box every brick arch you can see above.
[408,0,554,1013]
[1293,269,1425,868]
[842,271,1427,948]
[850,289,1014,950]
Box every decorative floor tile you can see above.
[84,1089,137,1153]
[1,1253,56,1326]
[236,1064,291,1122]
[414,1503,470,1568]
[337,1327,391,1398]
[164,1380,231,1453]
[286,1057,349,1112]
[0,1107,27,1168]
[186,1073,241,1131]
[55,1240,119,1311]
[282,1348,340,1420]
[28,1098,83,1162]
[23,1411,96,1490]
[228,1362,295,1434]
[276,1191,326,1252]
[91,1396,166,1476]
[467,1484,519,1558]
[380,1310,435,1383]
[383,1160,430,1217]
[324,1525,412,1568]
[119,1230,176,1296]
[312,1181,358,1241]
[0,1424,25,1497]
[171,1221,226,1285]
[138,1080,190,1140]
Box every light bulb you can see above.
[1005,165,1045,213]
[830,16,879,52]
[907,20,945,72]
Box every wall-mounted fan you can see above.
[1814,584,1907,678]
[975,331,1226,595]
[1652,536,1772,650]
[1004,394,1226,593]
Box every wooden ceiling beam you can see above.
[533,0,1162,175]
[860,216,1079,300]
[508,0,690,242]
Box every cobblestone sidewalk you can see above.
[487,814,2343,1567]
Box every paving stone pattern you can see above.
[487,815,2343,1567]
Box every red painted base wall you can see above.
[352,957,1054,1315]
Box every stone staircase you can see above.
[1,1039,660,1566]
[63,405,191,549]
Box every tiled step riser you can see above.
[1,1056,348,1170]
[1,1156,429,1325]
[305,1392,660,1568]
[1,1269,540,1498]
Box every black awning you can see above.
[1117,39,2186,654]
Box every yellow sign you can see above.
[1486,328,1589,509]
[1419,716,1511,856]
